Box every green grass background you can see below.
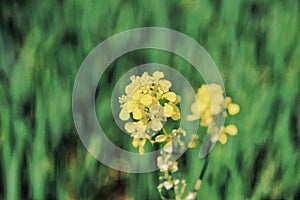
[1,0,300,199]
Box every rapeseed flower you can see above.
[119,71,181,153]
[188,83,240,144]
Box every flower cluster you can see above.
[119,71,181,154]
[156,128,188,199]
[156,128,200,200]
[188,84,240,144]
[119,72,240,200]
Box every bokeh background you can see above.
[1,0,300,199]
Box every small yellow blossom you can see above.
[226,96,240,115]
[124,122,147,138]
[227,103,240,115]
[149,104,166,131]
[157,154,178,173]
[155,128,189,199]
[188,83,240,144]
[225,124,238,135]
[132,138,147,154]
[163,91,177,102]
[187,84,225,126]
[218,124,238,144]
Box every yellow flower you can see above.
[227,103,240,115]
[125,72,152,96]
[119,71,180,127]
[188,84,225,126]
[226,96,240,115]
[171,107,181,120]
[153,71,172,89]
[154,128,186,155]
[157,154,178,173]
[124,122,147,137]
[132,138,147,154]
[188,83,240,144]
[163,91,177,102]
[218,124,238,144]
[119,71,183,155]
[149,104,166,131]
[124,122,153,153]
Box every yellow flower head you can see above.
[157,154,178,173]
[188,84,225,126]
[119,71,181,153]
[188,83,240,144]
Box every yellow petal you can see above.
[208,83,223,95]
[155,135,167,143]
[190,101,200,115]
[163,104,174,117]
[136,121,145,126]
[199,101,209,113]
[164,92,177,102]
[171,112,180,121]
[153,71,164,79]
[211,93,224,105]
[132,138,139,148]
[187,114,199,121]
[131,90,141,100]
[140,94,153,106]
[218,133,227,144]
[151,119,163,131]
[211,104,222,115]
[158,80,172,89]
[228,103,240,115]
[225,124,238,136]
[132,107,142,120]
[119,108,130,121]
[171,106,180,120]
[124,122,134,133]
[164,141,173,153]
[225,96,232,104]
[128,101,135,112]
[139,146,144,154]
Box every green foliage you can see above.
[0,0,300,199]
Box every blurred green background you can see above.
[1,0,300,199]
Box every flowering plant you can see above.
[119,71,239,199]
